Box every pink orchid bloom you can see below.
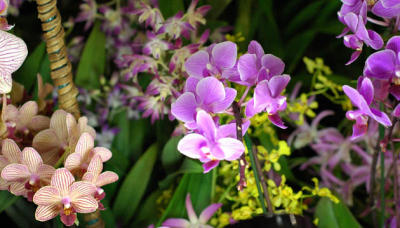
[4,101,50,139]
[1,147,55,200]
[82,155,118,210]
[33,168,98,226]
[0,139,21,190]
[65,133,112,176]
[0,30,28,93]
[163,194,222,228]
[33,110,95,165]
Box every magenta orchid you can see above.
[162,194,222,228]
[1,147,55,200]
[342,77,391,140]
[184,41,237,79]
[171,76,236,129]
[33,168,97,226]
[246,75,291,128]
[177,110,245,173]
[82,155,118,210]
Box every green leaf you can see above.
[75,22,105,89]
[315,198,361,228]
[157,172,213,226]
[285,1,324,36]
[132,190,161,227]
[206,0,232,19]
[257,0,283,56]
[158,0,184,18]
[158,158,203,189]
[113,144,158,224]
[13,42,46,91]
[0,191,18,213]
[161,136,182,172]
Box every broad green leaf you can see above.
[13,42,46,91]
[132,190,161,227]
[235,0,252,48]
[75,22,105,89]
[315,198,361,228]
[5,198,43,227]
[113,144,158,224]
[285,1,324,36]
[157,172,213,226]
[158,158,203,189]
[206,0,232,19]
[0,191,18,213]
[257,0,283,56]
[100,200,117,228]
[161,136,182,172]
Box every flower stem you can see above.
[232,101,247,191]
[238,86,251,106]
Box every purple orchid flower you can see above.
[338,2,383,65]
[372,0,400,18]
[158,11,194,40]
[163,194,222,228]
[75,0,97,31]
[171,76,236,129]
[364,36,400,81]
[343,77,392,140]
[226,40,285,86]
[245,75,291,129]
[337,0,363,24]
[184,41,237,79]
[177,110,245,173]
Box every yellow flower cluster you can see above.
[286,93,318,125]
[302,178,339,204]
[257,141,290,172]
[156,187,174,215]
[225,32,245,43]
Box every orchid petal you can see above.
[37,164,56,183]
[199,203,223,223]
[211,87,236,113]
[202,160,219,173]
[177,134,206,159]
[64,153,82,172]
[33,186,61,205]
[196,110,217,141]
[10,182,26,196]
[86,155,103,175]
[92,147,112,162]
[185,50,209,78]
[211,41,237,69]
[171,92,197,122]
[1,163,30,181]
[185,194,198,223]
[50,110,69,142]
[238,54,258,82]
[268,75,290,97]
[96,171,119,187]
[35,204,59,222]
[2,139,21,163]
[358,77,374,105]
[196,77,225,106]
[261,54,285,77]
[51,168,75,194]
[69,181,97,199]
[22,147,43,173]
[71,195,98,213]
[217,138,245,161]
[162,218,190,228]
[32,129,61,154]
[75,132,94,156]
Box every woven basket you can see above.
[35,0,103,227]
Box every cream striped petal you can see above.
[69,181,96,199]
[92,147,112,162]
[71,195,98,213]
[28,115,50,132]
[86,154,102,175]
[74,132,94,156]
[0,30,28,74]
[37,164,55,183]
[49,110,68,142]
[51,168,74,194]
[22,147,43,173]
[35,204,59,222]
[0,177,8,190]
[1,163,30,181]
[10,182,26,196]
[64,153,82,172]
[2,139,21,163]
[32,129,61,153]
[33,186,61,206]
[96,171,119,187]
[0,73,11,94]
[17,101,38,128]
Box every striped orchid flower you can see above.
[0,30,28,93]
[82,155,118,209]
[0,139,22,191]
[65,132,112,176]
[1,147,55,200]
[33,168,98,226]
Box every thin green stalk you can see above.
[54,148,69,169]
[244,134,268,215]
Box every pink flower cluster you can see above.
[171,40,291,172]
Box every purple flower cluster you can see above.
[171,40,290,172]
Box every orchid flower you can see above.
[162,194,222,228]
[372,0,400,18]
[171,76,236,129]
[0,139,21,190]
[82,155,118,210]
[246,75,291,129]
[33,168,97,226]
[158,11,194,39]
[33,110,95,165]
[75,0,97,31]
[186,0,211,27]
[177,110,244,173]
[1,147,55,200]
[364,36,400,81]
[184,41,237,79]
[3,101,50,138]
[143,32,172,59]
[342,77,391,140]
[0,0,8,16]
[228,40,285,86]
[65,132,112,176]
[0,30,28,93]
[338,2,383,65]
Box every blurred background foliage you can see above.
[0,0,367,227]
